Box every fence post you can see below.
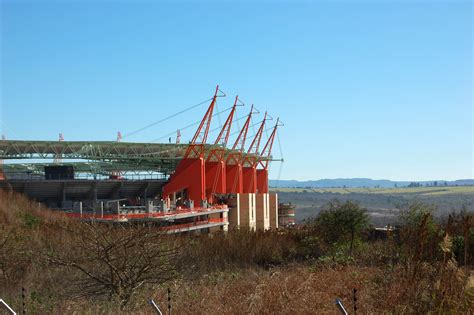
[353,288,357,315]
[21,287,26,314]
[167,287,171,315]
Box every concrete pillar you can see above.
[239,193,256,231]
[227,194,240,229]
[147,200,154,213]
[269,193,278,229]
[251,193,256,230]
[265,193,270,228]
[256,193,270,231]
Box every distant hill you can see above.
[269,178,474,188]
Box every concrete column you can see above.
[227,194,240,229]
[269,193,278,229]
[239,193,256,231]
[147,200,154,213]
[256,193,270,231]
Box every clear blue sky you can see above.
[0,0,472,181]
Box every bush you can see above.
[43,222,183,307]
[308,200,369,253]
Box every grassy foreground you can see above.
[0,191,473,314]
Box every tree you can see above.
[44,222,183,306]
[314,200,369,254]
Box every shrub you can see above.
[43,222,183,307]
[309,200,369,253]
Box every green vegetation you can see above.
[0,191,473,313]
[308,200,369,253]
[273,186,474,226]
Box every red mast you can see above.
[256,118,281,193]
[162,85,224,207]
[225,105,256,194]
[205,95,241,202]
[184,85,220,159]
[241,113,268,193]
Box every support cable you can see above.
[122,97,214,139]
[235,110,241,136]
[251,116,257,139]
[237,105,261,142]
[233,97,246,136]
[156,108,253,144]
[275,129,284,188]
[150,106,234,143]
[264,113,275,145]
[215,102,223,131]
[264,124,284,188]
[230,122,273,140]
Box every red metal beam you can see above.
[225,104,255,194]
[184,85,220,159]
[256,118,280,193]
[205,96,240,202]
[242,112,268,193]
[162,86,222,207]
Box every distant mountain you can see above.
[269,178,474,188]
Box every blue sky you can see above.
[0,0,472,181]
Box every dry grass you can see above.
[152,265,378,315]
[46,262,474,314]
[0,190,472,314]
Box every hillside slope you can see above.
[270,178,474,188]
[0,191,472,314]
